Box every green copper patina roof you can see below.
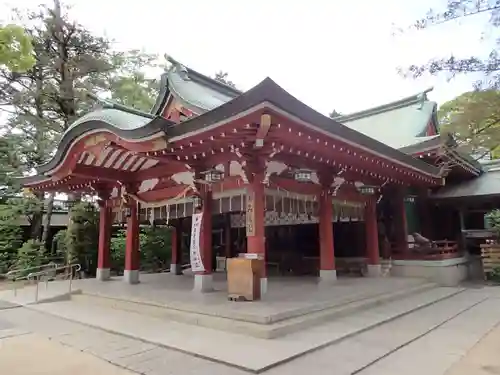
[334,89,438,149]
[431,169,499,200]
[152,57,241,115]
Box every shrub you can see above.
[486,209,500,239]
[14,239,45,276]
[110,226,172,273]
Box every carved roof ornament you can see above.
[164,54,190,81]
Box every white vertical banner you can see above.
[190,213,205,272]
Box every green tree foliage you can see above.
[140,226,172,271]
[0,1,161,247]
[59,202,99,274]
[0,135,23,196]
[398,1,500,88]
[110,226,172,274]
[438,90,500,157]
[108,50,161,112]
[214,71,236,88]
[0,204,24,274]
[109,229,126,273]
[0,24,35,72]
[14,239,45,272]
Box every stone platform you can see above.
[0,273,477,372]
[69,273,445,338]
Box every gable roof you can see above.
[334,88,438,149]
[151,57,241,116]
[161,77,441,178]
[431,169,500,200]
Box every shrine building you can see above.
[21,57,477,294]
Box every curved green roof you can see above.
[151,57,240,116]
[336,89,438,149]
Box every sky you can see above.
[0,0,495,116]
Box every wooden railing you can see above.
[391,240,461,261]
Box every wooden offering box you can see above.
[227,257,264,301]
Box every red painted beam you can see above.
[71,164,135,183]
[269,176,368,203]
[269,113,440,186]
[271,152,382,186]
[270,176,321,195]
[138,184,191,202]
[212,176,244,192]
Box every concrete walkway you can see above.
[2,286,500,375]
[0,334,134,375]
[445,322,500,375]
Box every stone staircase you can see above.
[70,282,458,339]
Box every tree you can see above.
[0,24,35,72]
[438,90,500,158]
[214,71,236,88]
[0,1,157,247]
[0,204,24,273]
[398,1,500,89]
[107,50,161,112]
[0,135,23,197]
[329,109,342,118]
[58,202,99,274]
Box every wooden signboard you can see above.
[246,191,255,236]
[227,257,264,301]
[481,244,500,277]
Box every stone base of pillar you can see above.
[96,268,110,281]
[193,274,213,293]
[123,269,140,284]
[319,269,337,282]
[260,277,268,296]
[170,264,182,275]
[366,264,382,277]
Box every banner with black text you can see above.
[190,212,205,272]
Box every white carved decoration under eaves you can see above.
[354,181,364,189]
[309,172,320,185]
[331,175,346,196]
[171,171,196,189]
[111,186,119,198]
[263,161,288,184]
[229,160,248,183]
[138,178,159,193]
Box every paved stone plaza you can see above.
[1,279,500,374]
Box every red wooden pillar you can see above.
[393,190,409,257]
[124,198,140,284]
[193,189,213,292]
[97,200,112,281]
[365,198,381,276]
[246,173,267,294]
[170,219,183,275]
[318,189,336,282]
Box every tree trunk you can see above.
[41,193,55,249]
[53,0,76,130]
[30,191,44,241]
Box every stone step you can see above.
[71,282,443,338]
[26,286,477,373]
[265,288,495,375]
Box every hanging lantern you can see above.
[294,168,313,182]
[404,195,416,203]
[358,185,377,195]
[192,195,202,209]
[202,169,224,183]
